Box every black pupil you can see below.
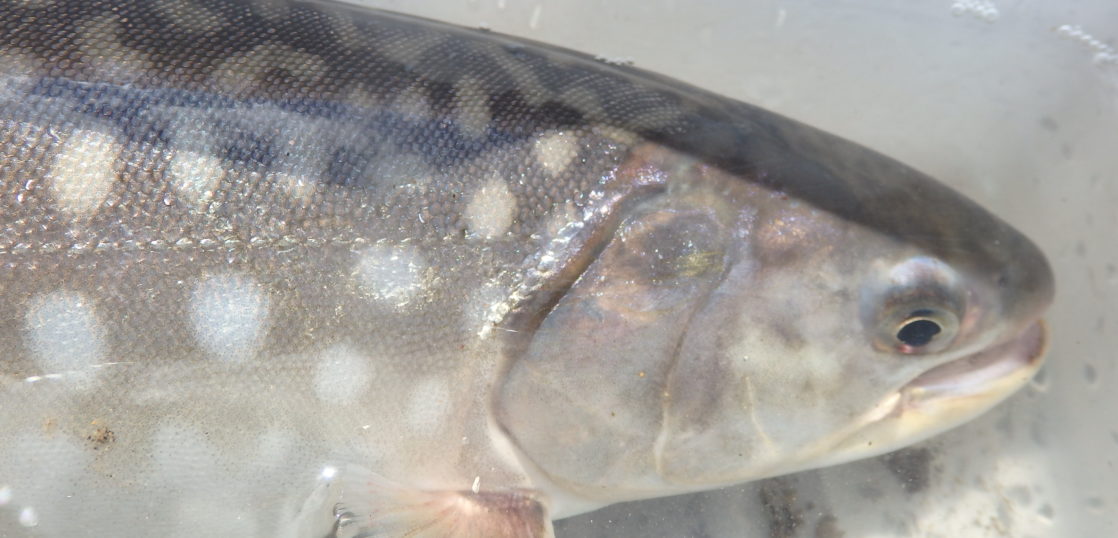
[897,318,942,347]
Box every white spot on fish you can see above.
[76,16,155,84]
[378,31,445,67]
[0,485,10,505]
[313,344,372,405]
[406,378,451,436]
[344,84,384,109]
[354,245,428,306]
[169,150,224,207]
[464,176,516,239]
[190,274,270,362]
[366,153,433,190]
[155,0,229,32]
[453,76,492,139]
[533,131,578,175]
[48,130,119,217]
[328,11,365,50]
[558,86,604,121]
[393,85,435,121]
[24,291,105,384]
[486,42,550,105]
[211,43,327,93]
[0,50,42,97]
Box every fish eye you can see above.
[878,304,960,354]
[893,308,957,352]
[863,257,964,355]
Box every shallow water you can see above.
[342,1,1117,536]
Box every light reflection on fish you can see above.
[0,0,1053,536]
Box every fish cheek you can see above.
[496,204,730,498]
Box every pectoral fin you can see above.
[316,466,553,538]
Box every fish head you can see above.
[497,115,1053,513]
[648,114,1055,486]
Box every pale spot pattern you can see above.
[453,76,492,139]
[392,85,435,121]
[312,344,373,405]
[483,42,551,105]
[211,43,328,93]
[77,16,155,83]
[463,175,516,239]
[155,0,229,31]
[48,129,119,217]
[533,130,579,175]
[24,291,106,378]
[354,245,428,306]
[169,150,224,207]
[189,274,271,362]
[344,84,384,109]
[406,377,452,436]
[559,86,605,122]
[378,31,445,67]
[0,50,41,97]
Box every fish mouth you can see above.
[830,320,1049,459]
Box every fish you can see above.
[0,0,1054,536]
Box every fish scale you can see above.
[0,0,1052,536]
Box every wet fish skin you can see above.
[0,0,1052,536]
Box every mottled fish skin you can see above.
[0,0,1052,536]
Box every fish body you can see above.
[0,0,1053,536]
